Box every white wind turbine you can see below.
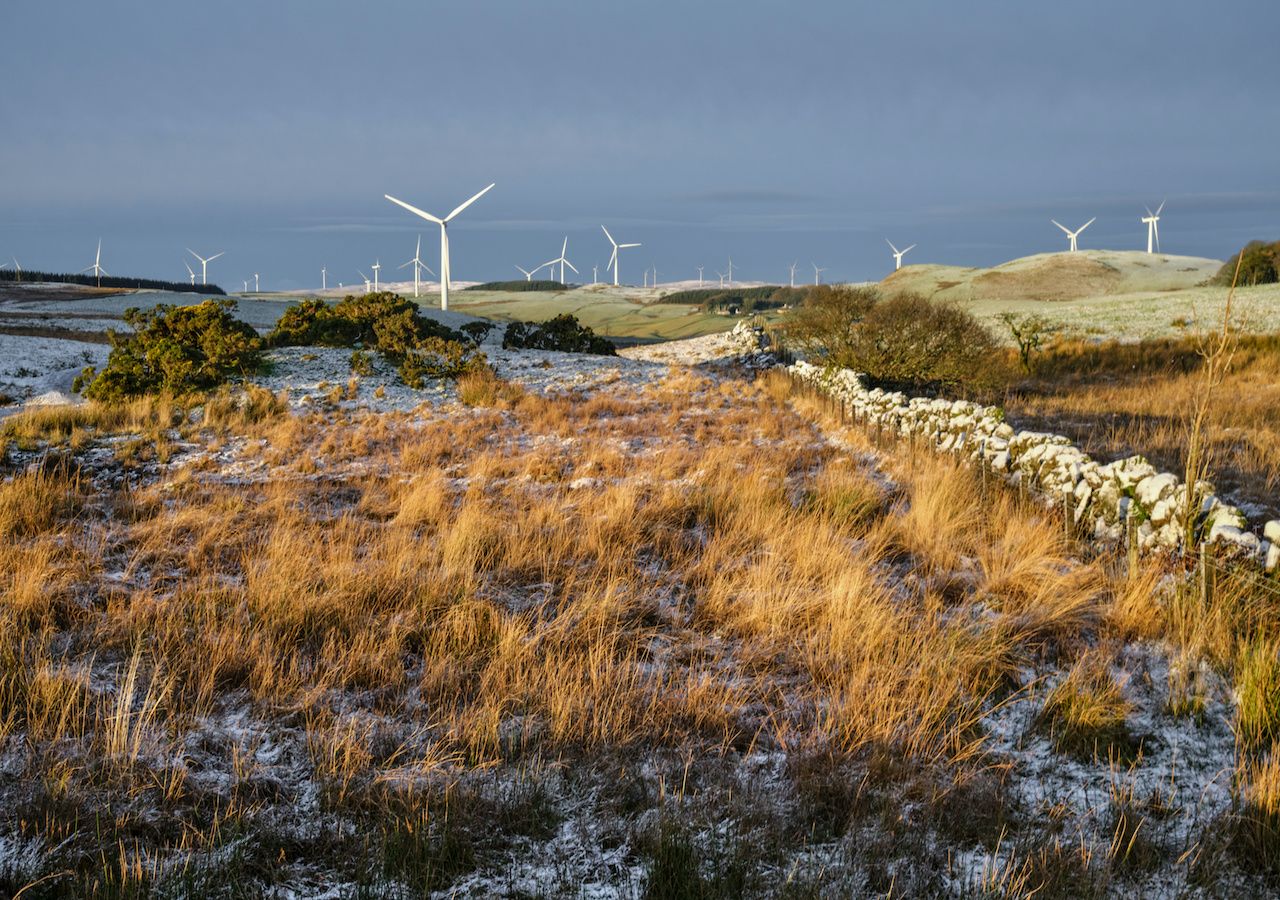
[384,183,495,311]
[1050,218,1095,253]
[716,270,726,289]
[187,248,224,286]
[726,257,735,288]
[82,239,108,286]
[321,267,327,290]
[601,225,641,286]
[371,260,381,292]
[697,266,704,287]
[545,236,578,283]
[242,279,249,292]
[184,260,196,285]
[592,264,599,284]
[886,239,916,270]
[399,234,436,298]
[1141,200,1165,254]
[789,261,798,288]
[515,264,536,282]
[253,273,260,292]
[812,263,827,285]
[358,270,372,293]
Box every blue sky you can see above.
[3,0,1278,290]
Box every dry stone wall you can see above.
[788,360,1280,570]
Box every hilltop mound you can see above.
[882,250,1220,303]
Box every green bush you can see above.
[76,300,261,401]
[265,292,485,387]
[1213,240,1280,287]
[784,287,1005,395]
[655,284,806,311]
[464,280,567,292]
[502,314,616,356]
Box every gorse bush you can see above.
[266,292,486,387]
[1213,240,1280,287]
[502,314,616,355]
[784,287,1004,394]
[655,284,807,312]
[76,300,262,401]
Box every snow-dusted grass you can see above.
[0,338,1275,896]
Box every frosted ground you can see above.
[0,311,1269,896]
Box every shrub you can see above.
[266,292,485,388]
[999,312,1058,375]
[77,300,261,401]
[781,285,879,363]
[502,314,617,355]
[1213,241,1280,287]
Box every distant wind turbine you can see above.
[184,260,196,285]
[242,279,249,293]
[82,239,109,286]
[601,225,641,286]
[726,257,735,288]
[1141,200,1165,254]
[886,239,916,270]
[321,267,327,290]
[399,234,435,297]
[812,263,827,285]
[187,248,224,286]
[716,270,726,289]
[253,272,260,292]
[384,183,496,311]
[371,260,381,292]
[1050,218,1095,253]
[592,264,599,284]
[789,261,798,288]
[696,265,704,287]
[515,264,536,282]
[545,237,578,283]
[358,270,371,293]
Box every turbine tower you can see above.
[716,271,726,289]
[358,270,371,293]
[601,225,641,286]
[242,279,249,293]
[371,260,381,292]
[726,257,734,288]
[1050,218,1095,253]
[515,265,535,282]
[812,263,827,285]
[789,261,798,288]
[384,183,496,311]
[697,265,704,287]
[187,248,225,286]
[321,267,327,290]
[82,239,108,287]
[184,260,196,286]
[399,234,436,298]
[1141,201,1165,254]
[253,273,260,292]
[886,239,916,270]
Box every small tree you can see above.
[781,285,879,362]
[998,312,1057,374]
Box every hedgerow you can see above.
[501,314,616,355]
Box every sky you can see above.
[3,0,1279,291]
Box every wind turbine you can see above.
[184,260,196,286]
[716,271,726,289]
[253,273,260,292]
[187,248,224,286]
[242,279,249,293]
[399,234,435,297]
[789,261,798,288]
[384,183,495,311]
[726,257,734,288]
[82,239,108,286]
[601,225,641,286]
[545,236,578,283]
[592,264,599,284]
[1050,218,1094,253]
[321,267,327,290]
[515,264,535,282]
[812,263,827,285]
[371,260,381,292]
[358,270,372,293]
[1141,200,1165,254]
[886,239,916,271]
[697,265,704,287]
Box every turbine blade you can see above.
[208,252,224,262]
[1079,217,1096,232]
[1156,199,1165,216]
[1051,220,1070,234]
[619,243,641,248]
[385,194,444,225]
[903,244,916,253]
[886,238,899,253]
[601,225,616,247]
[564,260,578,274]
[444,183,495,221]
[399,259,413,269]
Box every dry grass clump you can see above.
[1035,650,1138,762]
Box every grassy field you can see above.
[0,361,1278,895]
